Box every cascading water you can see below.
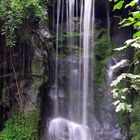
[82,0,93,127]
[48,0,95,140]
[49,118,92,140]
[45,0,124,140]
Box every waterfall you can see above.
[82,0,94,126]
[45,0,124,140]
[53,0,61,117]
[49,118,92,140]
[48,0,95,140]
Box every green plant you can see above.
[95,28,113,86]
[109,0,140,139]
[0,0,44,47]
[109,0,140,113]
[130,96,140,140]
[0,109,39,140]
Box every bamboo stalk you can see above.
[8,48,23,112]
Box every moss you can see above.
[94,28,113,86]
[116,111,130,138]
[130,96,140,140]
[0,108,39,140]
[32,59,46,91]
[93,28,116,121]
[0,0,44,47]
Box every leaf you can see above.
[112,88,129,98]
[125,37,140,45]
[121,88,129,93]
[121,103,126,111]
[122,21,135,27]
[121,96,126,100]
[113,100,120,106]
[116,103,126,112]
[125,1,136,8]
[133,11,140,19]
[126,104,133,112]
[116,103,122,112]
[131,85,140,91]
[111,73,140,87]
[112,88,120,98]
[113,92,119,98]
[131,43,140,49]
[128,17,135,21]
[115,103,132,112]
[127,73,140,79]
[111,59,128,70]
[114,46,128,51]
[111,73,127,87]
[119,17,135,27]
[130,1,136,7]
[134,0,139,2]
[133,31,140,38]
[113,1,124,10]
[134,22,140,29]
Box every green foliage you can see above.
[95,28,113,86]
[109,0,140,139]
[113,1,124,10]
[0,0,45,47]
[0,109,39,140]
[109,0,140,112]
[130,96,140,140]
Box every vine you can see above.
[0,0,44,47]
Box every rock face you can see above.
[0,19,53,130]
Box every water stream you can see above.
[45,0,124,140]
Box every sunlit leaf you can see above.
[111,73,127,87]
[133,31,140,38]
[113,100,120,106]
[121,96,126,100]
[133,11,140,19]
[131,43,140,49]
[116,103,122,112]
[111,59,128,70]
[113,1,124,10]
[131,85,140,91]
[126,104,133,112]
[125,38,140,45]
[134,22,140,29]
[116,103,125,112]
[114,46,128,51]
[125,1,136,8]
